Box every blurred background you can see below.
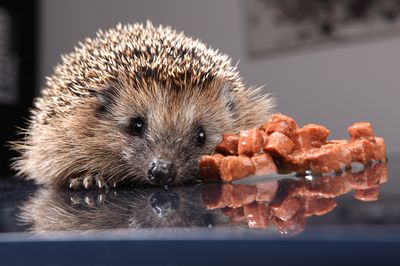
[0,0,399,176]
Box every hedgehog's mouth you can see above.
[144,168,201,187]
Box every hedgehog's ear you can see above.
[90,86,119,116]
[220,84,239,120]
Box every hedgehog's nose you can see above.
[148,159,176,185]
[150,190,179,217]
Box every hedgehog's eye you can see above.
[194,127,206,146]
[129,117,146,137]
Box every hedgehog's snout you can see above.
[150,190,179,217]
[148,158,177,185]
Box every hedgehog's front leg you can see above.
[69,174,105,190]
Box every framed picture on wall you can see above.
[245,0,400,57]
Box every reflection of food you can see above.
[203,162,388,235]
[18,186,227,233]
[200,113,386,182]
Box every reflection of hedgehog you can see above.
[18,186,227,232]
[11,22,274,189]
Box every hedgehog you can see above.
[11,22,274,189]
[18,186,228,232]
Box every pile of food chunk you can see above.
[199,114,386,182]
[202,161,388,233]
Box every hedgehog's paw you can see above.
[84,191,106,206]
[69,191,106,206]
[68,174,105,190]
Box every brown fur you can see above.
[11,22,274,188]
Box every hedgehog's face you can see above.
[95,80,237,186]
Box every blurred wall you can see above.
[40,0,400,152]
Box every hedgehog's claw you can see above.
[69,178,83,190]
[97,192,105,204]
[83,191,106,206]
[83,175,94,189]
[69,175,98,190]
[96,175,105,189]
[84,193,96,206]
[70,194,83,204]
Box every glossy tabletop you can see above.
[0,153,399,265]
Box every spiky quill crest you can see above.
[12,22,274,187]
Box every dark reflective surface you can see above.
[0,154,399,238]
[16,185,228,232]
